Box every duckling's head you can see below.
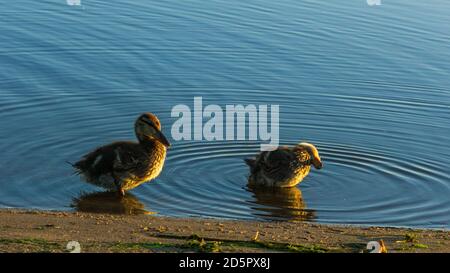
[298,142,323,169]
[135,113,171,147]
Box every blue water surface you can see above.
[1,0,449,228]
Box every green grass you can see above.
[183,238,222,252]
[405,233,418,243]
[111,241,176,252]
[394,233,429,251]
[108,233,328,253]
[227,240,327,253]
[412,243,428,249]
[0,238,61,252]
[0,235,329,253]
[153,234,328,253]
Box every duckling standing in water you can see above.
[72,113,170,196]
[245,142,322,187]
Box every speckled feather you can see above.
[74,140,167,191]
[72,113,169,194]
[246,146,313,187]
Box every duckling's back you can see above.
[73,140,166,191]
[246,146,312,187]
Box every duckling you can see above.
[245,142,322,187]
[72,113,170,196]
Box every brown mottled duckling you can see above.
[245,142,322,187]
[72,113,170,196]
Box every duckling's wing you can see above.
[244,158,257,172]
[260,149,295,180]
[74,142,142,178]
[112,145,147,173]
[74,146,115,177]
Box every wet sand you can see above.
[0,209,448,253]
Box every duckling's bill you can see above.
[156,130,171,147]
[312,158,323,169]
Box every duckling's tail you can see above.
[66,161,81,175]
[244,158,256,171]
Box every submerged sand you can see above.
[0,209,448,253]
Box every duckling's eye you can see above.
[141,119,155,129]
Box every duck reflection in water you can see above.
[71,191,155,215]
[247,186,315,221]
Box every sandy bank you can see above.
[0,209,448,253]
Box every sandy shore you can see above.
[0,209,448,253]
